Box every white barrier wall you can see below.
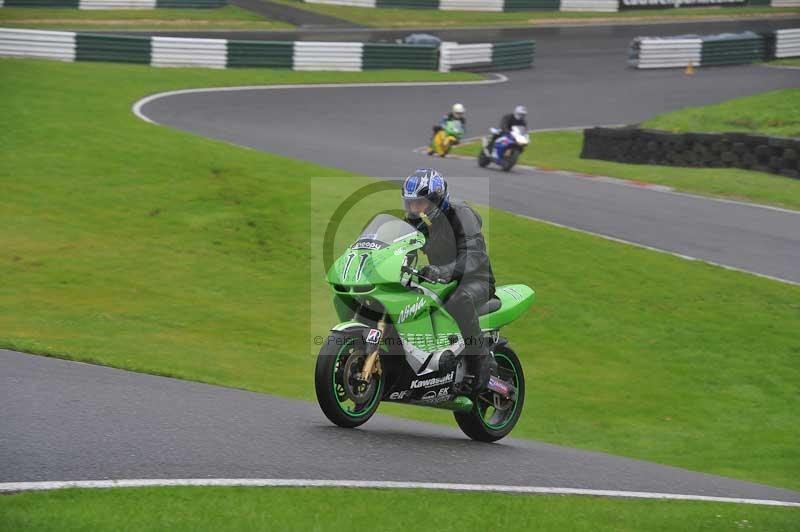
[293,41,363,71]
[440,0,503,10]
[775,28,800,58]
[305,0,377,5]
[0,28,75,61]
[151,36,227,68]
[771,0,800,6]
[623,0,744,4]
[79,0,157,8]
[560,0,618,11]
[633,38,702,68]
[438,42,492,72]
[0,29,535,72]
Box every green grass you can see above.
[642,88,800,138]
[2,58,799,491]
[0,6,292,29]
[769,57,800,67]
[453,131,800,210]
[270,0,800,28]
[2,487,799,532]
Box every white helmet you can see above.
[513,105,527,120]
[451,103,465,119]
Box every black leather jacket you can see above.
[499,113,527,132]
[407,200,495,285]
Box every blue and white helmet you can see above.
[402,168,450,222]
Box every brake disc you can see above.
[343,351,377,404]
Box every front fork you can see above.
[359,313,386,382]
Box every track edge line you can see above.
[1,478,799,507]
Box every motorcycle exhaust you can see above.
[488,375,514,399]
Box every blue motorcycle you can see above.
[478,126,530,172]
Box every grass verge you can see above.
[2,487,799,531]
[641,88,800,138]
[0,6,292,29]
[269,0,800,28]
[454,89,800,209]
[1,58,799,490]
[769,58,800,67]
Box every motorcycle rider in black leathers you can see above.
[484,105,528,157]
[402,168,497,394]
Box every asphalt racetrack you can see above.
[138,42,800,282]
[3,349,800,504]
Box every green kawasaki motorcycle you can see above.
[315,214,534,442]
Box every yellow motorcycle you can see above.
[430,119,465,157]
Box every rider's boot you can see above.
[462,336,495,396]
[472,348,496,394]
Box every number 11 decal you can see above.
[342,253,369,281]
[355,253,369,281]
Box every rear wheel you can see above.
[315,333,383,428]
[477,146,490,167]
[454,345,525,442]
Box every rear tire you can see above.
[477,147,490,168]
[454,345,525,442]
[315,332,383,428]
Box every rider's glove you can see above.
[420,265,447,283]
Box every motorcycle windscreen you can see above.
[357,214,418,246]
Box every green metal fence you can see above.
[491,40,536,70]
[75,34,151,64]
[362,43,438,70]
[227,40,293,68]
[700,34,767,66]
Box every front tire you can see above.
[454,345,525,442]
[501,148,520,172]
[315,333,383,428]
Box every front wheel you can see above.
[501,148,520,172]
[315,333,383,428]
[454,345,525,442]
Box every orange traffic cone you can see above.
[685,62,695,76]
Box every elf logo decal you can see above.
[398,298,425,323]
[410,371,454,389]
[421,387,450,403]
[389,390,411,400]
